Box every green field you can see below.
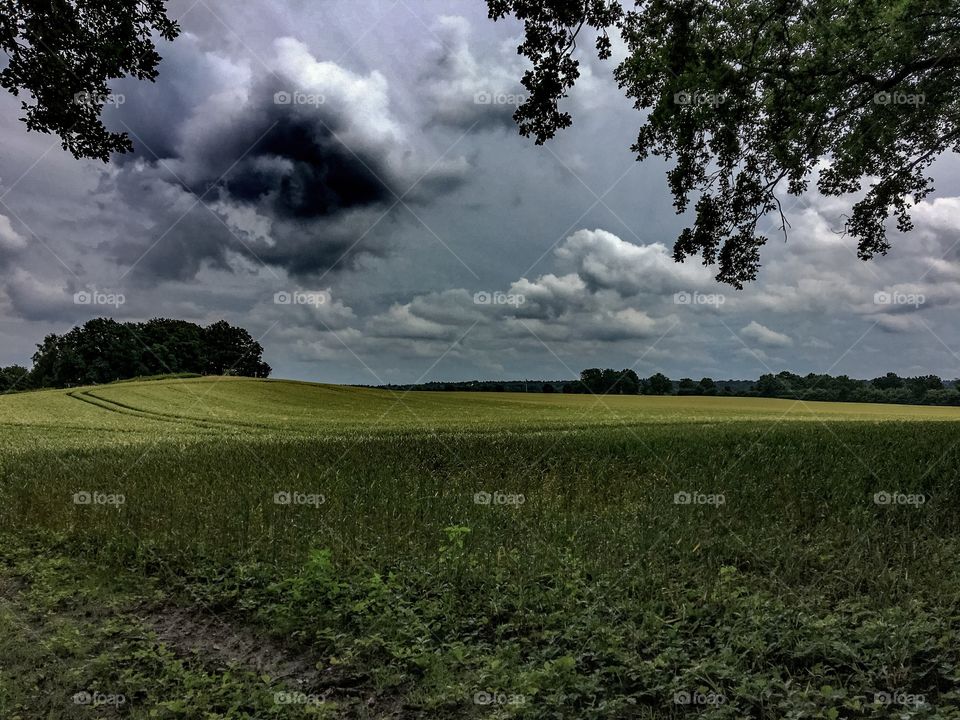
[3,376,960,719]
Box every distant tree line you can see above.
[376,379,568,393]
[568,369,959,405]
[565,369,707,396]
[749,371,958,406]
[377,369,960,406]
[0,318,270,392]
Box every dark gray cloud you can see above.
[217,115,391,218]
[104,175,236,281]
[104,34,237,162]
[100,35,467,282]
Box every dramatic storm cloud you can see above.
[100,34,467,281]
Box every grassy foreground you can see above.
[2,376,960,719]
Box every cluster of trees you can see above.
[1,318,270,392]
[752,371,959,406]
[381,374,733,395]
[0,365,30,393]
[574,368,642,395]
[381,380,569,393]
[391,370,960,407]
[354,368,960,406]
[565,369,710,396]
[567,369,662,395]
[568,369,959,405]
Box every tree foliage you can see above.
[579,367,642,394]
[24,317,270,389]
[0,0,179,160]
[646,372,673,395]
[565,367,957,405]
[753,370,956,404]
[487,0,960,286]
[0,364,29,392]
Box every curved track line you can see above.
[67,389,244,431]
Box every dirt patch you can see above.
[139,604,331,691]
[137,604,420,718]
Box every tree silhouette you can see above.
[646,372,672,395]
[28,317,270,388]
[1,0,179,160]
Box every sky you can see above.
[1,0,959,385]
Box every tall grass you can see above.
[5,421,959,599]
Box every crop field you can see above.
[3,376,960,719]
